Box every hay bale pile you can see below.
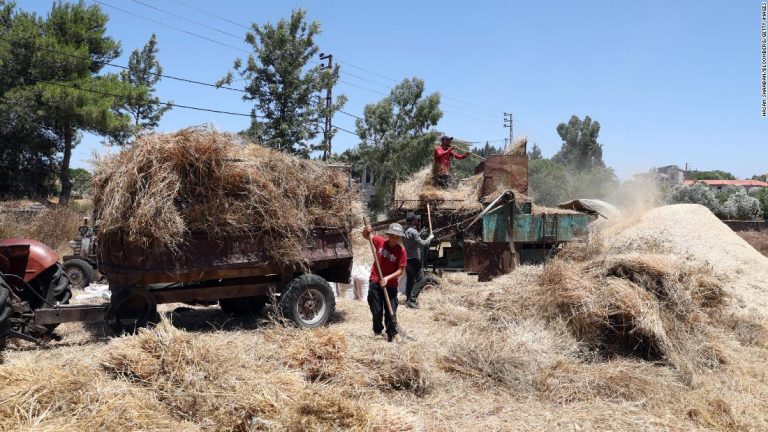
[92,127,355,264]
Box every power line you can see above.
[93,0,513,128]
[31,78,260,118]
[168,0,252,31]
[127,0,243,40]
[0,36,247,94]
[91,0,249,54]
[332,124,361,138]
[110,0,507,119]
[338,110,364,121]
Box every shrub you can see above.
[667,182,720,214]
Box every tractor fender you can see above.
[0,238,60,282]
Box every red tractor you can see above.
[0,239,71,342]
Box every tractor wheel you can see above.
[29,263,72,332]
[106,285,157,334]
[63,259,96,290]
[0,276,12,339]
[33,263,72,307]
[279,274,335,328]
[219,296,268,315]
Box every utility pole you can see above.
[503,112,513,145]
[319,53,333,161]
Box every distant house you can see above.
[655,165,686,187]
[358,167,377,204]
[682,179,768,193]
[635,165,685,188]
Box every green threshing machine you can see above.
[390,153,590,281]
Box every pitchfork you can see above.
[362,217,413,341]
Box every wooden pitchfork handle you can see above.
[363,217,396,319]
[427,203,434,235]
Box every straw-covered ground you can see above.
[3,204,768,431]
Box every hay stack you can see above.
[603,204,768,310]
[92,127,355,264]
[505,135,528,156]
[393,166,484,212]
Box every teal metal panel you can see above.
[512,214,542,242]
[542,215,557,237]
[555,214,590,241]
[515,201,533,215]
[482,204,511,242]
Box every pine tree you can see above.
[528,143,543,160]
[218,9,345,157]
[1,1,143,203]
[116,33,170,139]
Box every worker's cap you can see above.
[405,212,421,222]
[440,135,454,142]
[385,223,405,237]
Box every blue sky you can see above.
[20,1,767,179]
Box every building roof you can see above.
[682,179,768,187]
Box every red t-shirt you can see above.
[369,235,407,288]
[434,145,468,175]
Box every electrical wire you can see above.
[127,0,243,40]
[0,36,248,94]
[91,0,250,54]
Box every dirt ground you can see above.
[736,230,768,257]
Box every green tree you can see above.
[115,33,170,140]
[68,167,91,197]
[528,143,543,160]
[552,115,604,171]
[528,159,570,206]
[721,189,761,220]
[1,1,142,204]
[685,170,736,181]
[350,77,442,213]
[569,166,618,200]
[751,174,767,182]
[756,188,768,216]
[667,182,720,214]
[218,9,345,157]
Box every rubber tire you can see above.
[219,296,268,315]
[63,259,96,290]
[279,274,335,328]
[106,285,157,334]
[33,263,73,307]
[0,276,12,339]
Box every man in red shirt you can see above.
[433,135,468,187]
[362,222,407,341]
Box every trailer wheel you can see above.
[106,285,157,334]
[63,259,95,290]
[219,296,268,315]
[0,276,12,339]
[280,274,335,328]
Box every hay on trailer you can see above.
[92,126,355,265]
[393,166,484,212]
